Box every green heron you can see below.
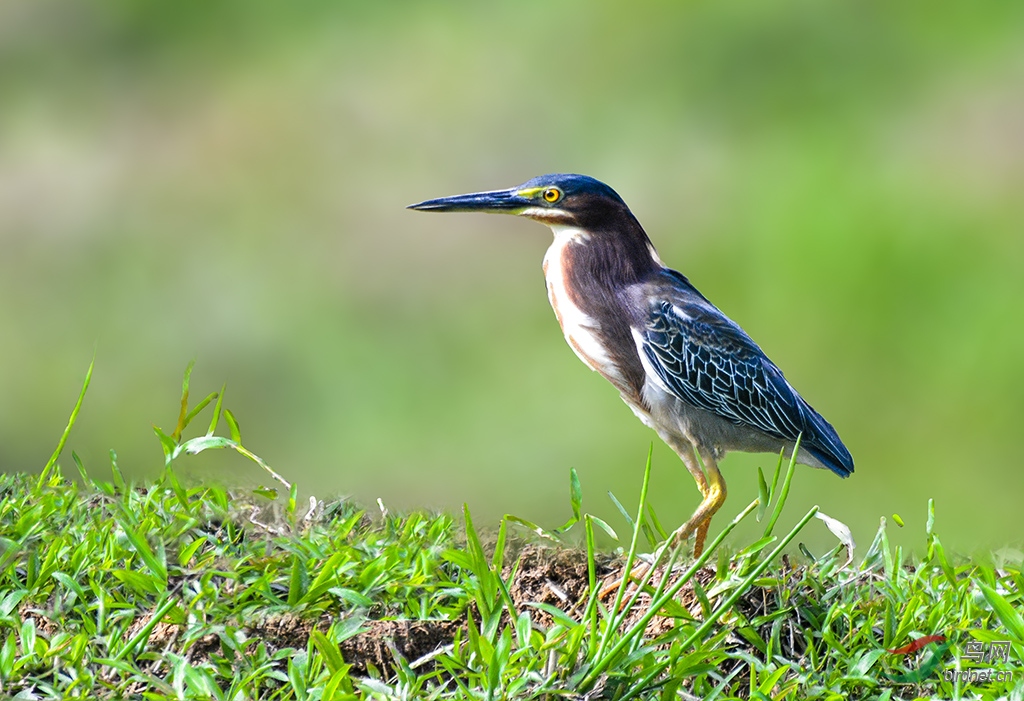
[409,174,853,556]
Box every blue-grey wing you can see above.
[637,292,853,476]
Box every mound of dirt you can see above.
[339,619,462,673]
[506,545,614,625]
[112,544,726,679]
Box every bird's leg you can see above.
[598,439,712,602]
[674,438,709,505]
[670,447,727,557]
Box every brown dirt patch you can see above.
[607,562,718,638]
[17,602,59,639]
[92,545,731,681]
[244,614,461,674]
[249,612,329,650]
[506,545,614,626]
[339,619,462,674]
[505,544,718,639]
[123,610,182,650]
[114,610,460,676]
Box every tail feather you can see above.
[802,406,854,478]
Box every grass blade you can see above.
[181,391,218,435]
[763,434,801,538]
[756,467,769,522]
[608,490,635,528]
[581,498,760,690]
[172,360,195,442]
[682,505,818,650]
[39,356,94,486]
[113,596,177,662]
[979,582,1024,641]
[208,383,227,435]
[769,449,783,502]
[224,409,242,444]
[596,444,654,660]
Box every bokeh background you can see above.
[2,0,1022,554]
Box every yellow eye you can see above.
[542,187,561,203]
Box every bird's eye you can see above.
[542,188,561,203]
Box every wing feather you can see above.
[639,297,837,461]
[626,270,853,476]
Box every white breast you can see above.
[542,226,624,384]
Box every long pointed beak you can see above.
[407,187,531,214]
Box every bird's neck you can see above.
[541,217,657,402]
[548,217,662,288]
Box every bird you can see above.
[408,174,853,557]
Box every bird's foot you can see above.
[597,558,653,604]
[597,536,695,605]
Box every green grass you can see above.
[0,369,1021,700]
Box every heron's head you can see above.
[408,173,630,229]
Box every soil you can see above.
[93,544,756,680]
[506,544,614,626]
[338,619,462,673]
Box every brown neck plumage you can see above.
[558,202,660,401]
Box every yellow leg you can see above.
[695,520,711,557]
[670,448,727,557]
[597,444,726,602]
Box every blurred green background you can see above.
[2,0,1022,553]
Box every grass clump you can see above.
[0,365,1021,699]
